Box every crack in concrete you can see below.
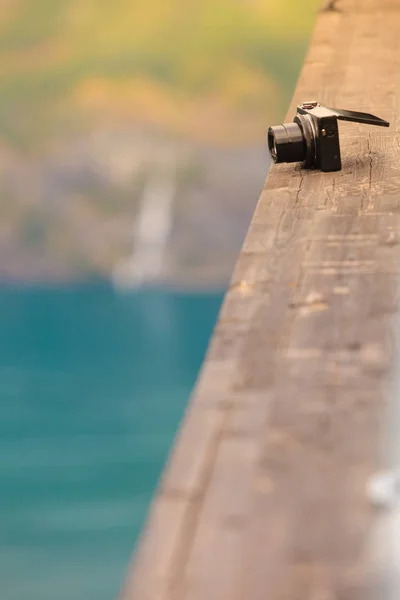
[294,174,303,208]
[368,133,373,191]
[362,133,373,211]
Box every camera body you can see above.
[268,101,389,172]
[295,102,341,171]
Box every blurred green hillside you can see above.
[0,0,319,147]
[0,0,319,284]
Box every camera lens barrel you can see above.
[268,122,307,164]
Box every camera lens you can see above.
[267,122,306,164]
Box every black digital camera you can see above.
[268,101,389,172]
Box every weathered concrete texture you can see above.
[121,1,400,598]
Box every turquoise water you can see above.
[0,284,223,600]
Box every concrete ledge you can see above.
[121,1,400,597]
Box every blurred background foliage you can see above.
[0,0,319,147]
[0,0,319,286]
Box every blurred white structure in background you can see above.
[112,157,176,289]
